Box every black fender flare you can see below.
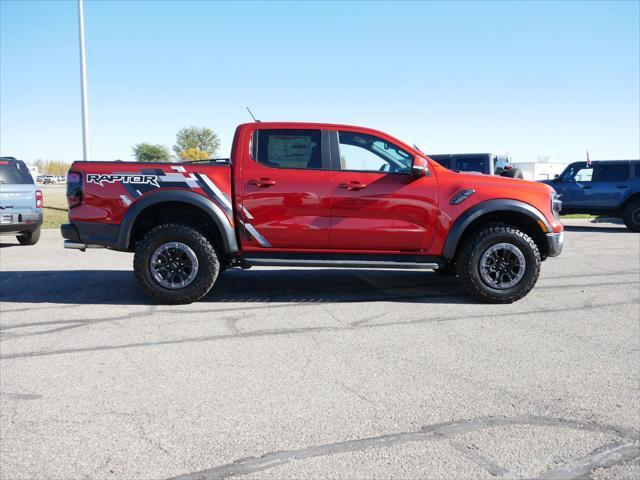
[115,190,239,254]
[442,199,551,260]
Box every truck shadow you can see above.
[0,268,471,306]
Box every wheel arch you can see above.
[621,192,640,209]
[442,199,551,261]
[116,190,238,254]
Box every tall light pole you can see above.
[77,0,90,160]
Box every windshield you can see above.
[0,160,34,185]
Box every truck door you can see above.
[329,130,438,252]
[238,128,332,251]
[552,162,595,211]
[590,162,631,210]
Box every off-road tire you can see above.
[456,224,541,303]
[623,200,640,232]
[17,227,40,246]
[134,224,219,304]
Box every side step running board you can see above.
[243,258,441,270]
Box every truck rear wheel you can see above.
[17,227,40,246]
[456,224,541,303]
[133,224,220,304]
[623,200,640,232]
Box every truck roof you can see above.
[237,122,418,152]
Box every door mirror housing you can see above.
[411,157,430,177]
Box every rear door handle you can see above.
[339,181,368,191]
[617,185,629,189]
[249,178,276,187]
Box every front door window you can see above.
[337,131,413,173]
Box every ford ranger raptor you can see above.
[61,122,564,304]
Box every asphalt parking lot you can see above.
[1,220,639,480]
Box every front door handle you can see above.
[581,185,592,190]
[249,178,276,187]
[339,181,368,191]
[617,185,629,189]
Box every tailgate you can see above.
[0,184,36,213]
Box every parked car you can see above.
[0,157,43,245]
[61,122,563,304]
[43,175,56,184]
[541,160,640,232]
[428,153,524,179]
[36,175,44,183]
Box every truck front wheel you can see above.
[456,224,541,303]
[133,224,220,304]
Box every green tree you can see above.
[178,148,209,161]
[133,143,172,163]
[173,126,220,158]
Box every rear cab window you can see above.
[0,159,34,185]
[455,156,487,173]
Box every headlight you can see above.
[551,191,562,217]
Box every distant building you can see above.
[511,161,568,181]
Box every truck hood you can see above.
[450,170,555,196]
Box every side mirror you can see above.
[411,157,430,177]
[553,174,560,182]
[411,165,428,177]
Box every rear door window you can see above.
[593,163,629,182]
[0,160,34,184]
[253,129,324,169]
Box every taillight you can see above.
[67,171,83,207]
[35,190,43,209]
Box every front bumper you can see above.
[0,211,43,234]
[546,231,564,257]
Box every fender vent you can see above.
[450,189,475,205]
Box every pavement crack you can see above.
[167,415,640,480]
[537,441,640,479]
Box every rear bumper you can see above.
[60,223,82,242]
[546,231,564,257]
[61,222,119,249]
[0,211,43,234]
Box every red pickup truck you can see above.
[62,122,564,304]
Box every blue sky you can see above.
[1,0,638,163]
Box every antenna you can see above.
[246,107,260,122]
